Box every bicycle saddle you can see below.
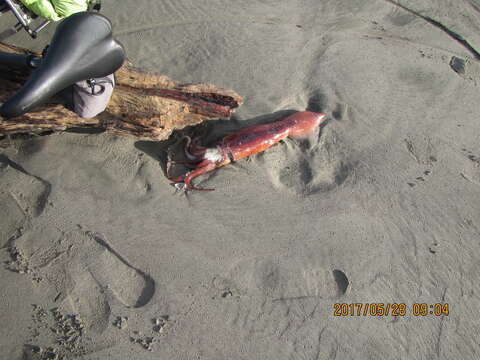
[0,12,125,118]
[0,51,33,70]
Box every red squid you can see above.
[168,111,327,191]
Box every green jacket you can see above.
[20,0,90,21]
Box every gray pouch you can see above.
[72,73,115,119]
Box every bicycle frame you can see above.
[3,0,50,38]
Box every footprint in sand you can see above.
[0,160,50,248]
[404,135,438,166]
[215,256,349,300]
[262,126,353,195]
[213,256,349,338]
[7,229,155,334]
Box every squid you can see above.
[168,111,327,191]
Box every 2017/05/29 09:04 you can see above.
[333,303,450,317]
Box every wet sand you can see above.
[1,1,480,359]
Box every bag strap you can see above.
[85,76,113,95]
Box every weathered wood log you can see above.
[0,42,243,141]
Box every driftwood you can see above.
[0,42,243,141]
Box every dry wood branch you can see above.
[0,42,243,141]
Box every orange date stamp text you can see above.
[333,303,449,317]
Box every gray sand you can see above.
[1,0,480,359]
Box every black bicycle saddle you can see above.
[0,12,125,118]
[0,51,33,70]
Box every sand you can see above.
[1,0,480,359]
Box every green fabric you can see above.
[20,0,89,21]
[51,0,89,18]
[20,0,61,21]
